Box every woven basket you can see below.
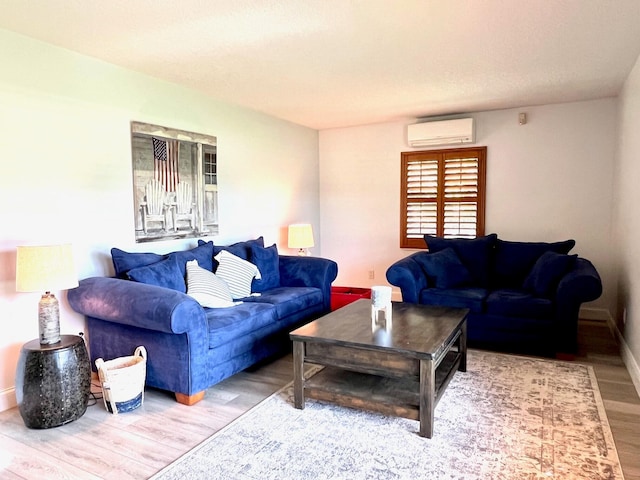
[95,346,147,414]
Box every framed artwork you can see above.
[130,121,219,243]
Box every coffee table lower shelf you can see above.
[303,350,461,426]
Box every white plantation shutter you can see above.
[401,147,486,248]
[444,202,478,237]
[443,156,479,237]
[406,159,438,239]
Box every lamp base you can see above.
[39,292,61,345]
[297,248,311,256]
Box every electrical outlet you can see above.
[368,269,375,280]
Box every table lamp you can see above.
[288,223,314,256]
[16,244,79,345]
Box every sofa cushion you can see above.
[523,251,578,298]
[127,255,185,292]
[112,242,215,280]
[419,287,488,314]
[250,244,280,292]
[205,236,265,262]
[111,248,165,278]
[423,234,497,287]
[206,302,278,349]
[492,239,575,288]
[169,241,214,275]
[241,286,323,319]
[185,260,236,308]
[214,250,262,299]
[485,289,553,319]
[413,248,473,288]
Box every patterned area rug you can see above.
[151,351,624,480]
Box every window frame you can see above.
[400,146,487,249]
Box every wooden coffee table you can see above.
[289,299,468,438]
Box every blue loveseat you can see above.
[68,238,338,405]
[386,234,602,356]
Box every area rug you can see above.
[150,350,624,480]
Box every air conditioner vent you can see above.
[407,118,475,147]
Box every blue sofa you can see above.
[68,238,338,405]
[386,234,602,356]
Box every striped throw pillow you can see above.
[214,250,261,299]
[185,260,236,308]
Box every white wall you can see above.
[0,29,320,411]
[612,52,640,390]
[319,99,617,318]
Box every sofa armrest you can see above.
[385,253,428,304]
[68,277,207,335]
[556,258,602,304]
[554,257,603,353]
[278,255,338,312]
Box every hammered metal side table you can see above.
[15,334,91,429]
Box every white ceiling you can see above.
[2,0,640,130]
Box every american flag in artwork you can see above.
[152,137,179,192]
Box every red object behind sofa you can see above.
[330,286,372,311]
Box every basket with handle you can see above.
[95,346,147,414]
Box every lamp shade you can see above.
[288,224,314,249]
[16,244,79,293]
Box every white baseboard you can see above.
[606,317,640,397]
[579,307,612,322]
[579,307,640,396]
[620,340,640,397]
[0,387,16,413]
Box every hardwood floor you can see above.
[574,319,640,480]
[1,318,639,480]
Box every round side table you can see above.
[15,334,91,429]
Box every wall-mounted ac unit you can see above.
[407,118,475,147]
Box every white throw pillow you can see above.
[185,260,237,308]
[214,250,261,299]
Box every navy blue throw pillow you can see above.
[111,248,165,278]
[204,236,266,263]
[414,248,473,289]
[493,239,576,288]
[523,251,577,297]
[169,241,214,276]
[250,244,280,292]
[127,255,186,292]
[423,234,497,287]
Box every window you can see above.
[202,146,219,230]
[203,149,217,186]
[400,146,486,249]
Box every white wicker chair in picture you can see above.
[140,179,168,234]
[172,181,195,231]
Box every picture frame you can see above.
[130,121,219,243]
